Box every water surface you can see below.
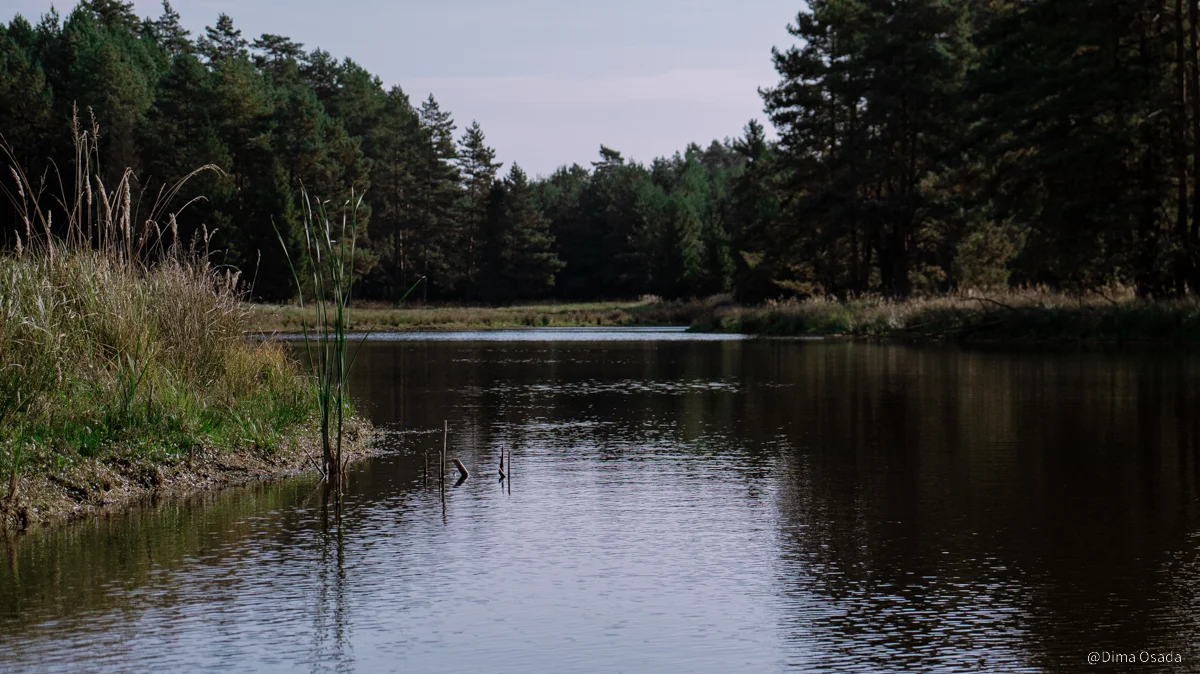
[3,330,1200,672]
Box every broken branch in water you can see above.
[451,458,469,480]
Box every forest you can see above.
[3,0,1200,303]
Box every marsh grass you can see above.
[0,112,313,506]
[700,289,1200,342]
[275,190,364,487]
[245,298,703,333]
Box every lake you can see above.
[2,330,1199,672]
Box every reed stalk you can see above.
[275,186,423,491]
[275,189,363,488]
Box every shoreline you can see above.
[0,418,380,536]
[246,295,1200,345]
[8,295,1198,534]
[244,300,699,333]
[696,296,1200,344]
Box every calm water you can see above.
[3,330,1200,672]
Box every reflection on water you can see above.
[3,331,1200,672]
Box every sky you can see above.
[9,0,800,176]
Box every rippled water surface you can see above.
[3,330,1200,672]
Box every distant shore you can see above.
[695,293,1200,344]
[244,300,701,333]
[247,294,1200,344]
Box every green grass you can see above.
[0,115,317,506]
[0,248,315,496]
[276,189,376,486]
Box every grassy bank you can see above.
[696,292,1200,343]
[246,298,703,333]
[0,247,364,532]
[0,123,359,533]
[250,292,1200,344]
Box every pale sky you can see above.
[9,0,798,176]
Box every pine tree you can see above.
[251,33,304,81]
[413,94,460,298]
[970,0,1177,293]
[457,120,502,296]
[763,0,974,297]
[54,3,161,184]
[365,86,423,300]
[197,13,247,64]
[301,48,338,105]
[83,0,138,32]
[534,163,592,298]
[330,58,385,139]
[480,164,562,303]
[149,0,189,57]
[140,50,229,246]
[729,120,783,302]
[0,17,54,164]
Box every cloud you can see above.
[406,69,767,106]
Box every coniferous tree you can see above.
[366,86,423,300]
[729,120,783,302]
[149,0,189,57]
[0,17,54,168]
[535,163,592,297]
[197,13,246,64]
[251,33,304,81]
[413,94,460,298]
[301,47,338,105]
[55,3,160,183]
[762,0,973,296]
[480,164,562,302]
[457,120,502,297]
[10,0,1200,303]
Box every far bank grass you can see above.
[246,299,702,333]
[697,292,1200,343]
[250,292,1200,344]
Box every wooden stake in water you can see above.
[441,421,447,500]
[452,458,470,480]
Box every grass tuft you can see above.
[0,111,314,508]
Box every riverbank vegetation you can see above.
[246,298,703,333]
[249,292,1200,344]
[0,122,338,532]
[8,1,1200,309]
[697,292,1200,343]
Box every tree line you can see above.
[3,0,1200,302]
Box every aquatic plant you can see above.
[276,190,363,487]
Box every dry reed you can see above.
[0,110,313,504]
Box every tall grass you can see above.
[276,190,361,488]
[699,290,1200,342]
[0,111,312,505]
[276,189,421,489]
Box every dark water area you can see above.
[3,330,1200,672]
